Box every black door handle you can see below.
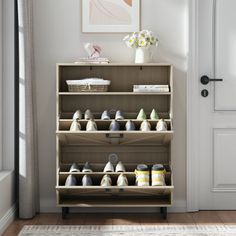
[201,75,223,85]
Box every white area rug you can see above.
[19,225,236,236]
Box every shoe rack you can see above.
[56,63,174,219]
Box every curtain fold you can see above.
[18,0,39,219]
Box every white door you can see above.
[198,0,236,209]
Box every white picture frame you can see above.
[82,0,140,33]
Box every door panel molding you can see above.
[212,128,236,191]
[213,0,236,111]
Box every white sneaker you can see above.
[70,120,81,131]
[72,110,82,120]
[156,119,167,131]
[140,120,151,131]
[117,174,128,186]
[115,161,126,172]
[103,161,114,172]
[86,120,97,131]
[101,174,112,187]
[84,109,94,120]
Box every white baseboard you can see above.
[40,199,186,213]
[0,203,17,235]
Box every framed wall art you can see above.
[82,0,140,33]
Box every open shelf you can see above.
[59,92,171,96]
[58,196,172,207]
[59,112,171,120]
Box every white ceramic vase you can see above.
[135,47,151,64]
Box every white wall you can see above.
[0,0,16,232]
[0,0,2,171]
[2,0,14,171]
[33,0,188,212]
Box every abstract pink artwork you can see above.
[82,0,140,32]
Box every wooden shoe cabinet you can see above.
[56,63,174,219]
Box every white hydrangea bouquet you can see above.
[123,30,158,48]
[123,30,158,63]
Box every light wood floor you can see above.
[3,211,236,236]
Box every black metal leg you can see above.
[161,207,167,220]
[62,207,69,219]
[160,207,164,214]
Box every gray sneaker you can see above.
[109,120,120,131]
[82,175,93,186]
[125,120,135,131]
[84,109,94,120]
[65,175,77,186]
[115,110,124,120]
[101,110,110,120]
[82,162,93,173]
[69,163,80,172]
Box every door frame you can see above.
[187,0,200,212]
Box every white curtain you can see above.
[18,0,39,219]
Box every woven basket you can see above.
[67,84,109,92]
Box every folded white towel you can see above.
[66,78,111,86]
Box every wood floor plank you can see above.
[112,213,140,225]
[217,211,236,224]
[36,213,60,225]
[3,215,39,236]
[192,211,223,224]
[57,213,86,225]
[83,213,113,225]
[139,213,168,225]
[168,213,195,224]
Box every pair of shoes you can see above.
[72,109,94,120]
[109,120,136,131]
[100,174,128,187]
[135,164,166,186]
[86,120,97,131]
[137,109,159,120]
[69,162,93,172]
[101,110,124,120]
[70,120,98,131]
[103,161,125,172]
[140,119,168,131]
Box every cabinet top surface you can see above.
[56,62,173,67]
